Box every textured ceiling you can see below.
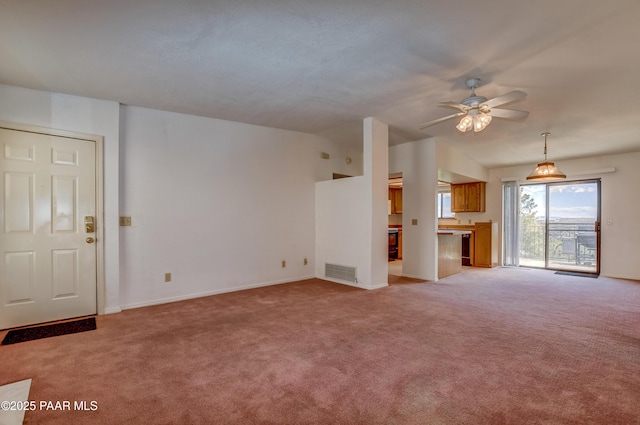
[1,0,639,168]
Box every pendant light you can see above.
[526,132,566,181]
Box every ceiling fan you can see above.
[419,78,529,133]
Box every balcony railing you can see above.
[519,222,597,272]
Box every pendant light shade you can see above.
[526,161,566,180]
[526,132,566,181]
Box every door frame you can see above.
[545,178,601,275]
[519,178,601,275]
[0,120,106,316]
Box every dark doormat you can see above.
[555,271,598,278]
[2,317,96,345]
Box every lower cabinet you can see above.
[474,222,498,267]
[438,222,497,267]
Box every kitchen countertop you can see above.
[437,230,472,235]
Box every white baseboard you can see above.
[103,306,122,315]
[401,273,432,281]
[119,275,316,311]
[318,276,388,290]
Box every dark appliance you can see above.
[461,233,471,266]
[388,229,399,260]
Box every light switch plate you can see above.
[119,216,132,226]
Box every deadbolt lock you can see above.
[84,216,95,233]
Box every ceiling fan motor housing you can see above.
[462,95,488,108]
[465,77,482,89]
[463,78,488,109]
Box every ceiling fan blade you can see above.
[482,90,527,108]
[489,108,529,120]
[418,112,466,130]
[438,101,468,112]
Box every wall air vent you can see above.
[325,263,357,283]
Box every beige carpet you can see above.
[0,267,638,424]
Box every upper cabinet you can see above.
[389,188,403,214]
[451,182,486,212]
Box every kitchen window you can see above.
[437,192,455,218]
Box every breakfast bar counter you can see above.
[437,230,471,278]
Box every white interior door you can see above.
[1,128,97,329]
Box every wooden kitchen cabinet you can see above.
[451,182,486,212]
[451,184,466,211]
[474,221,496,267]
[438,224,475,265]
[389,188,403,214]
[438,222,496,267]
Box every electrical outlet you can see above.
[120,216,132,226]
[164,272,172,282]
[281,260,286,268]
[412,218,418,225]
[304,257,308,265]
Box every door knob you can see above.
[86,237,95,244]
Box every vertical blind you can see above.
[503,181,519,266]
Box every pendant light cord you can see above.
[542,132,550,160]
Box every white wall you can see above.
[0,84,121,314]
[315,117,388,289]
[119,105,358,308]
[488,152,640,280]
[316,176,371,284]
[436,141,488,183]
[363,118,389,287]
[389,138,438,281]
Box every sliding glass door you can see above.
[518,179,600,274]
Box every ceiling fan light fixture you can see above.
[456,115,473,132]
[456,111,492,133]
[474,113,492,132]
[526,132,566,181]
